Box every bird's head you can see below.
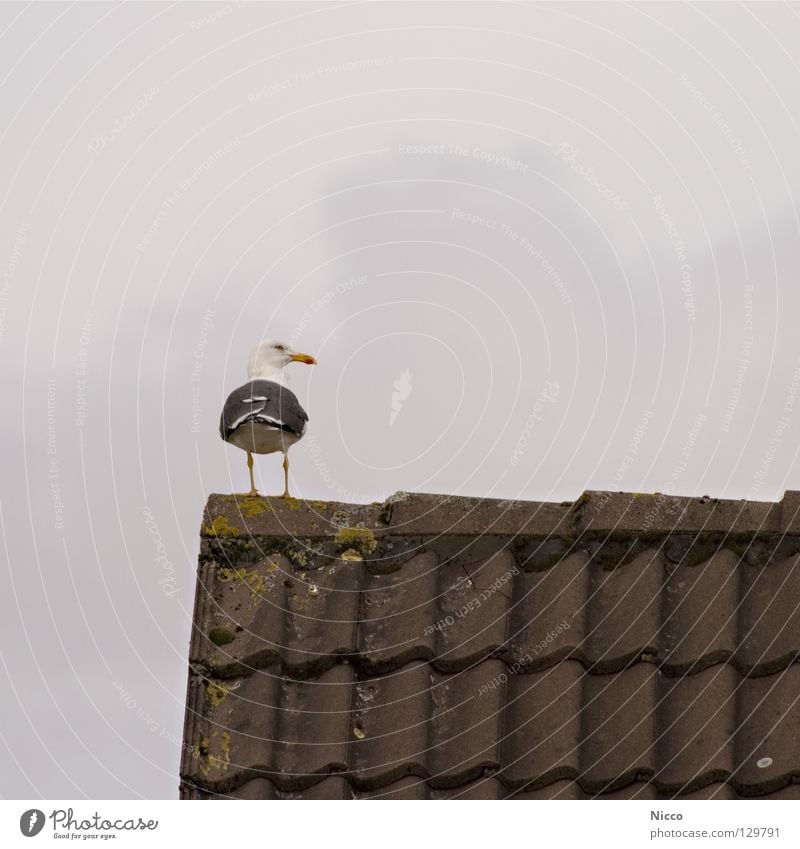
[248,339,317,381]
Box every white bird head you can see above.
[248,339,316,382]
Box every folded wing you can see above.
[219,379,308,441]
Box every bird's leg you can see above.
[247,451,258,496]
[281,453,290,498]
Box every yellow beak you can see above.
[290,352,317,365]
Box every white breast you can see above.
[227,421,301,455]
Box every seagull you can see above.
[219,339,316,497]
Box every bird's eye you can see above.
[274,344,285,351]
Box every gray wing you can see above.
[219,379,308,441]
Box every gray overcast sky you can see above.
[2,1,800,799]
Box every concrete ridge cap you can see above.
[201,490,800,537]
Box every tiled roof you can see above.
[180,490,800,799]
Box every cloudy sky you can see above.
[2,1,800,799]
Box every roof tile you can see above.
[655,664,738,791]
[501,661,584,787]
[738,553,800,674]
[435,551,514,669]
[507,552,587,670]
[660,550,740,674]
[584,548,662,672]
[357,553,438,671]
[428,661,505,782]
[581,664,658,792]
[183,664,353,793]
[182,492,800,799]
[350,661,431,788]
[735,665,800,793]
